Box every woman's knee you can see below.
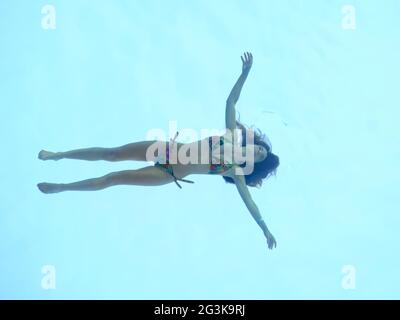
[104,170,129,185]
[102,148,120,161]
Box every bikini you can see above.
[154,132,235,188]
[207,135,236,174]
[153,132,194,188]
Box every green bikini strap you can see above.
[172,175,195,189]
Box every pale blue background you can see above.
[1,0,399,299]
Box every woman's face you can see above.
[243,144,268,163]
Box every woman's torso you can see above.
[171,133,241,179]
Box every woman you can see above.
[37,52,280,249]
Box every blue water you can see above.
[1,0,400,299]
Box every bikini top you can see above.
[208,135,239,175]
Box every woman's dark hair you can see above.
[223,120,280,188]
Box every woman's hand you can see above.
[265,230,277,250]
[241,52,253,74]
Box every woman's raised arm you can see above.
[225,52,253,131]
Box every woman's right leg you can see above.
[37,165,176,193]
[38,140,162,162]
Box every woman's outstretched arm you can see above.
[233,173,277,250]
[225,52,253,131]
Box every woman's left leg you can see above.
[38,140,165,162]
[37,166,176,193]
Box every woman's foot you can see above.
[38,150,62,161]
[37,182,64,194]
